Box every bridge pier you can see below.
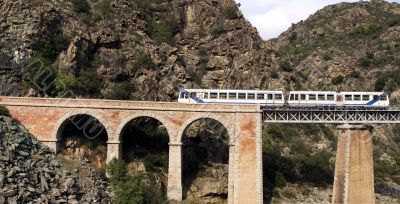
[167,142,183,201]
[106,141,121,163]
[332,125,375,204]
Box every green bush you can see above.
[211,20,225,37]
[104,82,134,100]
[350,71,360,78]
[147,18,180,45]
[274,171,286,187]
[374,76,386,91]
[106,159,144,204]
[289,32,297,42]
[359,57,372,67]
[221,5,238,19]
[22,57,57,96]
[388,16,400,27]
[131,54,156,73]
[39,32,70,62]
[0,106,10,117]
[279,60,293,72]
[331,75,344,85]
[300,150,333,186]
[55,70,102,98]
[71,0,91,13]
[270,70,279,79]
[143,154,168,173]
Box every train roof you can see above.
[288,91,337,94]
[181,89,284,93]
[339,91,387,95]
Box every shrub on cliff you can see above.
[72,0,91,14]
[107,159,144,204]
[0,106,10,117]
[147,18,180,45]
[104,82,134,100]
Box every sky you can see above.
[236,0,400,40]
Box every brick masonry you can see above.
[0,97,263,204]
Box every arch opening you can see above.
[57,114,108,173]
[182,118,229,203]
[120,116,170,203]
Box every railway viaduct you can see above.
[0,96,392,204]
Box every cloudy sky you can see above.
[236,0,400,40]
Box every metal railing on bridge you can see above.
[262,106,400,124]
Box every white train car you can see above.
[339,92,389,107]
[178,88,285,106]
[288,91,337,107]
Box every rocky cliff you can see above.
[1,0,400,203]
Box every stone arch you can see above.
[53,110,111,152]
[177,113,235,143]
[179,113,234,201]
[115,111,174,142]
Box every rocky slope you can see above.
[0,116,111,203]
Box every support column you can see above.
[332,125,374,204]
[167,142,182,201]
[228,143,235,204]
[233,112,263,204]
[106,140,121,163]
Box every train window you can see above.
[197,92,204,98]
[257,94,265,100]
[180,92,185,98]
[318,94,325,100]
[220,93,227,99]
[301,94,306,100]
[184,93,189,99]
[373,95,379,101]
[267,94,273,100]
[248,93,255,99]
[290,94,295,100]
[210,93,218,99]
[229,93,237,99]
[191,92,197,98]
[362,95,369,101]
[327,94,334,100]
[275,94,283,100]
[345,95,352,101]
[204,93,209,99]
[238,93,246,99]
[380,95,387,101]
[294,94,299,100]
[354,95,361,100]
[309,94,316,100]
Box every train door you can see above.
[337,94,343,107]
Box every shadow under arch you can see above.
[55,112,108,171]
[118,114,171,203]
[180,117,230,202]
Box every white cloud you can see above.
[236,0,400,40]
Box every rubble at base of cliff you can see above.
[0,116,111,203]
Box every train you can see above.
[177,88,390,108]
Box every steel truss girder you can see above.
[262,110,400,124]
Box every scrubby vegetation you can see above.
[107,159,144,204]
[0,106,10,117]
[263,124,336,201]
[131,54,156,73]
[147,18,180,45]
[211,20,225,38]
[331,75,344,85]
[104,82,134,100]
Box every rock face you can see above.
[0,116,111,203]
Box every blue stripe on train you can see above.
[180,88,205,103]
